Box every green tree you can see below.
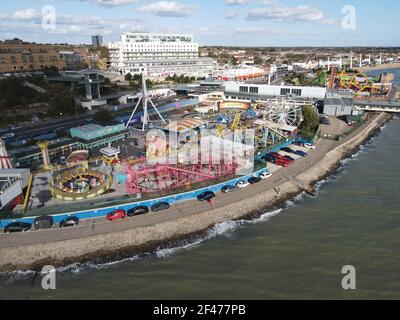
[46,83,75,117]
[254,56,264,65]
[300,105,319,134]
[94,109,113,123]
[42,66,60,77]
[125,73,132,81]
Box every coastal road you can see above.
[0,138,338,248]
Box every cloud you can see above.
[140,1,196,17]
[0,10,145,41]
[8,9,40,20]
[75,0,139,6]
[247,2,335,25]
[225,0,252,5]
[226,10,240,19]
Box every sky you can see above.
[0,0,399,47]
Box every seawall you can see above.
[0,112,392,272]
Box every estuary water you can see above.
[1,69,400,300]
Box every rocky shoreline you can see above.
[0,112,392,273]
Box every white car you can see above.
[236,180,249,189]
[259,171,272,180]
[304,143,316,149]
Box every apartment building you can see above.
[0,39,66,73]
[108,32,214,78]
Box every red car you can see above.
[275,158,291,167]
[271,152,293,163]
[106,209,127,221]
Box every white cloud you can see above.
[247,2,335,25]
[225,0,252,5]
[9,9,40,20]
[77,0,139,6]
[140,1,196,17]
[226,10,240,19]
[0,11,145,42]
[234,27,278,35]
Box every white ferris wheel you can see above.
[263,100,303,129]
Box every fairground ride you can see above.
[253,99,303,148]
[125,158,239,194]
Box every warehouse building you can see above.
[224,82,327,102]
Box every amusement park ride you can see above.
[329,67,394,98]
[126,69,166,131]
[126,157,239,194]
[254,99,302,148]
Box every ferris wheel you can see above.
[264,100,303,129]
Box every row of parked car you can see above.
[3,215,79,233]
[106,202,170,221]
[261,142,314,167]
[3,201,173,232]
[195,170,273,204]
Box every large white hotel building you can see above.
[108,33,214,78]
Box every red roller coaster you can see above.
[126,158,239,194]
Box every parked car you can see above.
[236,180,249,189]
[259,171,272,180]
[4,222,32,233]
[151,202,170,212]
[304,143,316,149]
[281,147,295,154]
[275,159,291,167]
[271,152,293,163]
[221,185,237,193]
[320,117,331,125]
[127,206,149,217]
[294,150,308,157]
[33,215,54,230]
[262,154,276,162]
[197,191,216,202]
[248,176,262,184]
[283,155,295,162]
[59,216,79,228]
[106,209,127,221]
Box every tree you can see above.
[42,66,60,77]
[231,56,238,66]
[125,73,132,81]
[46,83,75,117]
[94,109,113,123]
[300,105,319,134]
[254,56,264,65]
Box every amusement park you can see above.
[2,54,398,232]
[0,70,322,229]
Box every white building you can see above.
[215,66,266,81]
[108,32,214,78]
[224,82,327,101]
[0,168,30,210]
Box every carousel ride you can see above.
[50,150,112,201]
